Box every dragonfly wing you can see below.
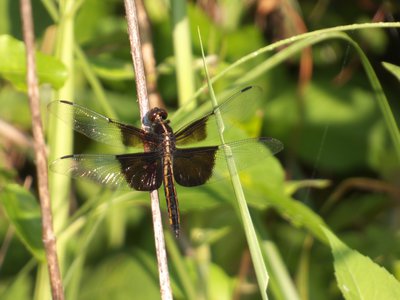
[173,137,283,187]
[48,100,158,148]
[174,86,264,146]
[50,152,163,191]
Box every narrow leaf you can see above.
[382,62,400,81]
[198,28,269,300]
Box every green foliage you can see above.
[78,251,162,300]
[383,62,400,81]
[0,184,45,261]
[0,273,32,300]
[324,228,400,300]
[0,35,67,91]
[0,0,399,299]
[266,81,380,172]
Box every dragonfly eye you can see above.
[159,109,168,120]
[148,108,168,122]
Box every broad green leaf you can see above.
[208,263,234,300]
[0,184,45,261]
[79,251,169,300]
[0,87,31,129]
[266,81,378,172]
[89,56,134,80]
[323,228,400,300]
[0,35,67,91]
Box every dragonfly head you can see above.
[148,107,168,124]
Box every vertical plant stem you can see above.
[49,0,75,234]
[171,0,195,108]
[45,1,76,299]
[198,29,269,300]
[20,0,64,299]
[124,1,172,299]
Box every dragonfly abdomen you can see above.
[162,154,180,237]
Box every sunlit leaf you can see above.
[208,263,234,300]
[0,35,67,91]
[323,228,400,300]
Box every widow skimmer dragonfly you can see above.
[49,86,283,237]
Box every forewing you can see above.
[174,86,264,146]
[48,100,158,148]
[50,153,163,191]
[173,137,283,187]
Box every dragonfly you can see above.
[49,86,283,237]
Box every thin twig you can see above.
[323,177,400,213]
[123,1,173,299]
[0,118,33,149]
[20,0,65,299]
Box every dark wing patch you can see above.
[50,153,163,191]
[48,100,159,148]
[173,146,218,187]
[172,115,210,145]
[116,152,163,191]
[173,137,283,186]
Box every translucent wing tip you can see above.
[49,155,75,175]
[258,137,284,155]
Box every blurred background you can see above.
[0,0,400,299]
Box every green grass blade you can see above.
[171,0,196,108]
[382,61,400,81]
[44,2,77,299]
[252,212,300,300]
[193,22,400,97]
[198,28,269,300]
[193,24,400,161]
